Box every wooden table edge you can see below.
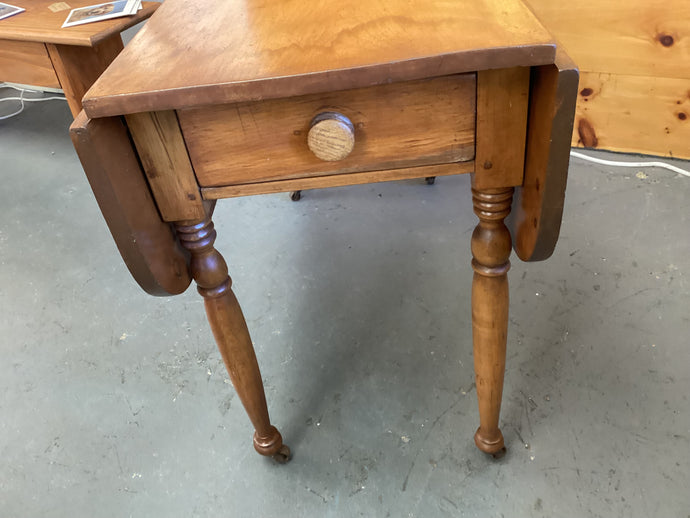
[82,44,557,118]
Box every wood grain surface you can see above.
[125,110,206,222]
[509,50,579,262]
[572,71,690,159]
[82,0,555,117]
[473,67,530,190]
[69,112,192,296]
[0,1,158,47]
[307,113,356,162]
[524,0,690,79]
[0,39,60,88]
[525,0,689,158]
[178,74,476,187]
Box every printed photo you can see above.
[0,2,25,21]
[62,0,138,28]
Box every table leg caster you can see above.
[271,444,292,464]
[491,446,507,459]
[290,190,302,201]
[425,176,436,185]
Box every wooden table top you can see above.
[83,0,556,118]
[0,1,158,47]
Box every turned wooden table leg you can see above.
[470,186,514,456]
[176,217,290,462]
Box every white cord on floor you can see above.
[0,95,68,102]
[0,83,67,120]
[0,88,26,120]
[570,150,690,178]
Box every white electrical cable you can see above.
[0,83,67,120]
[570,150,690,178]
[1,83,28,92]
[0,88,26,120]
[1,96,68,102]
[1,82,63,94]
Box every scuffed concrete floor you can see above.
[1,97,688,518]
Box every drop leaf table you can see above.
[70,0,578,463]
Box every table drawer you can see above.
[177,74,476,187]
[0,39,60,89]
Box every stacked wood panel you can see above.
[526,0,690,158]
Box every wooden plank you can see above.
[509,50,579,262]
[523,1,690,158]
[178,75,476,187]
[524,0,690,79]
[46,35,123,117]
[572,71,690,159]
[0,39,60,89]
[69,111,192,296]
[0,1,159,47]
[125,110,206,222]
[82,0,555,117]
[473,67,531,190]
[201,162,474,199]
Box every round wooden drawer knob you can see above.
[307,112,355,161]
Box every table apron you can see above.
[0,39,60,89]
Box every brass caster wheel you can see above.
[272,444,292,464]
[290,190,302,201]
[491,446,507,460]
[425,176,436,185]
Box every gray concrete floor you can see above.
[1,95,689,518]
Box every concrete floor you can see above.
[1,95,689,518]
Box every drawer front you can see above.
[0,39,60,89]
[177,74,476,187]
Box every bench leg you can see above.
[470,186,514,456]
[176,217,290,463]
